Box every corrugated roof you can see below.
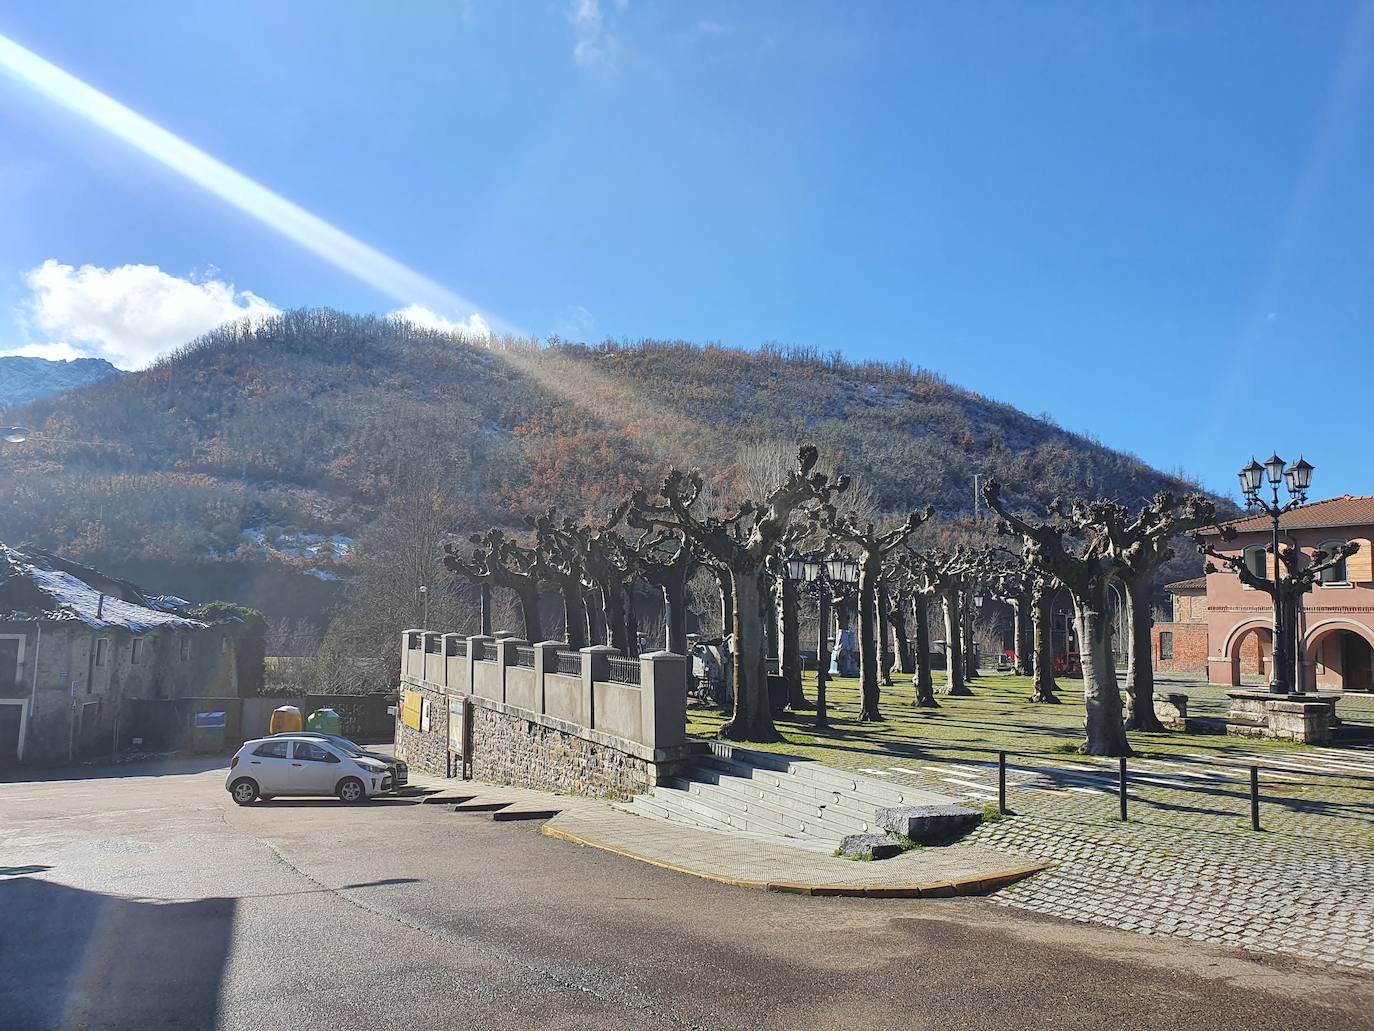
[1164,576,1207,592]
[1201,495,1374,535]
[0,544,207,632]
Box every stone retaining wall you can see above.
[395,631,690,798]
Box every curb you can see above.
[540,823,1044,898]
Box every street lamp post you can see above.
[418,585,429,632]
[799,551,859,730]
[1237,454,1313,694]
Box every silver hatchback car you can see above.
[226,735,393,805]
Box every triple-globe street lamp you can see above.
[1237,453,1314,694]
[784,549,858,730]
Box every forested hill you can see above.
[0,355,123,406]
[0,309,1205,592]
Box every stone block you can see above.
[875,803,982,843]
[839,833,902,860]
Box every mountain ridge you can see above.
[0,354,124,407]
[0,309,1211,614]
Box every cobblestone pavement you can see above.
[835,742,1374,971]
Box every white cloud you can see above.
[567,0,627,69]
[387,303,490,339]
[0,340,89,362]
[10,260,279,369]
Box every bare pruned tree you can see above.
[1110,493,1216,730]
[628,444,848,741]
[1196,527,1358,691]
[815,507,933,721]
[444,528,545,642]
[984,481,1131,756]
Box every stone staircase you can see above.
[623,741,957,852]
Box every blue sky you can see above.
[0,2,1370,503]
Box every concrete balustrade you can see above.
[400,630,687,755]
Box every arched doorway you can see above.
[1224,622,1272,687]
[1306,623,1374,693]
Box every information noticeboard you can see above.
[401,690,422,731]
[448,695,466,754]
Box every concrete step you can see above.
[698,752,945,813]
[660,775,846,841]
[648,783,827,840]
[667,769,874,837]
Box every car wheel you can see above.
[230,778,260,806]
[336,777,366,804]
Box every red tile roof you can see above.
[1164,576,1206,592]
[1200,495,1374,535]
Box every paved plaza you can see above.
[686,677,1374,972]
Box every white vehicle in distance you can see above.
[226,735,393,805]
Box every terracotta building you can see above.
[1151,495,1374,692]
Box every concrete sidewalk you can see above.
[407,773,1044,897]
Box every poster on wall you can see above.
[420,697,431,733]
[401,690,421,731]
[448,695,467,755]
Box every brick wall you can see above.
[1152,622,1207,677]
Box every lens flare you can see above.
[0,33,505,332]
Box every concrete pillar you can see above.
[403,629,423,680]
[494,638,527,705]
[580,645,619,732]
[442,633,466,692]
[533,640,562,716]
[466,636,492,697]
[422,631,444,686]
[639,651,687,751]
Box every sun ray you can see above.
[0,33,508,333]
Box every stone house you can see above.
[0,545,249,766]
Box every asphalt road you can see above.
[1,760,1371,1031]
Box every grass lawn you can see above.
[685,671,1374,772]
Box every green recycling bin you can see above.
[306,707,343,737]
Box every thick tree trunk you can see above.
[764,569,779,664]
[877,585,894,687]
[602,581,628,653]
[479,583,492,637]
[940,589,970,695]
[1013,594,1031,675]
[1031,585,1059,703]
[857,563,883,721]
[656,571,688,655]
[713,567,734,640]
[623,592,640,658]
[1074,594,1132,756]
[963,587,979,679]
[780,577,810,710]
[1123,575,1165,732]
[889,595,913,678]
[914,595,938,707]
[516,585,544,643]
[586,589,606,645]
[721,567,779,742]
[559,581,589,649]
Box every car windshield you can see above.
[326,736,366,757]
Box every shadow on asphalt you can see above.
[0,875,234,1031]
[248,797,423,808]
[0,755,230,784]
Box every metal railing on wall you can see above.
[606,656,642,685]
[555,651,583,676]
[477,641,499,662]
[515,645,535,668]
[446,637,468,657]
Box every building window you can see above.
[1242,545,1268,583]
[94,638,109,667]
[131,638,145,665]
[180,637,191,661]
[1159,632,1173,661]
[1318,540,1348,585]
